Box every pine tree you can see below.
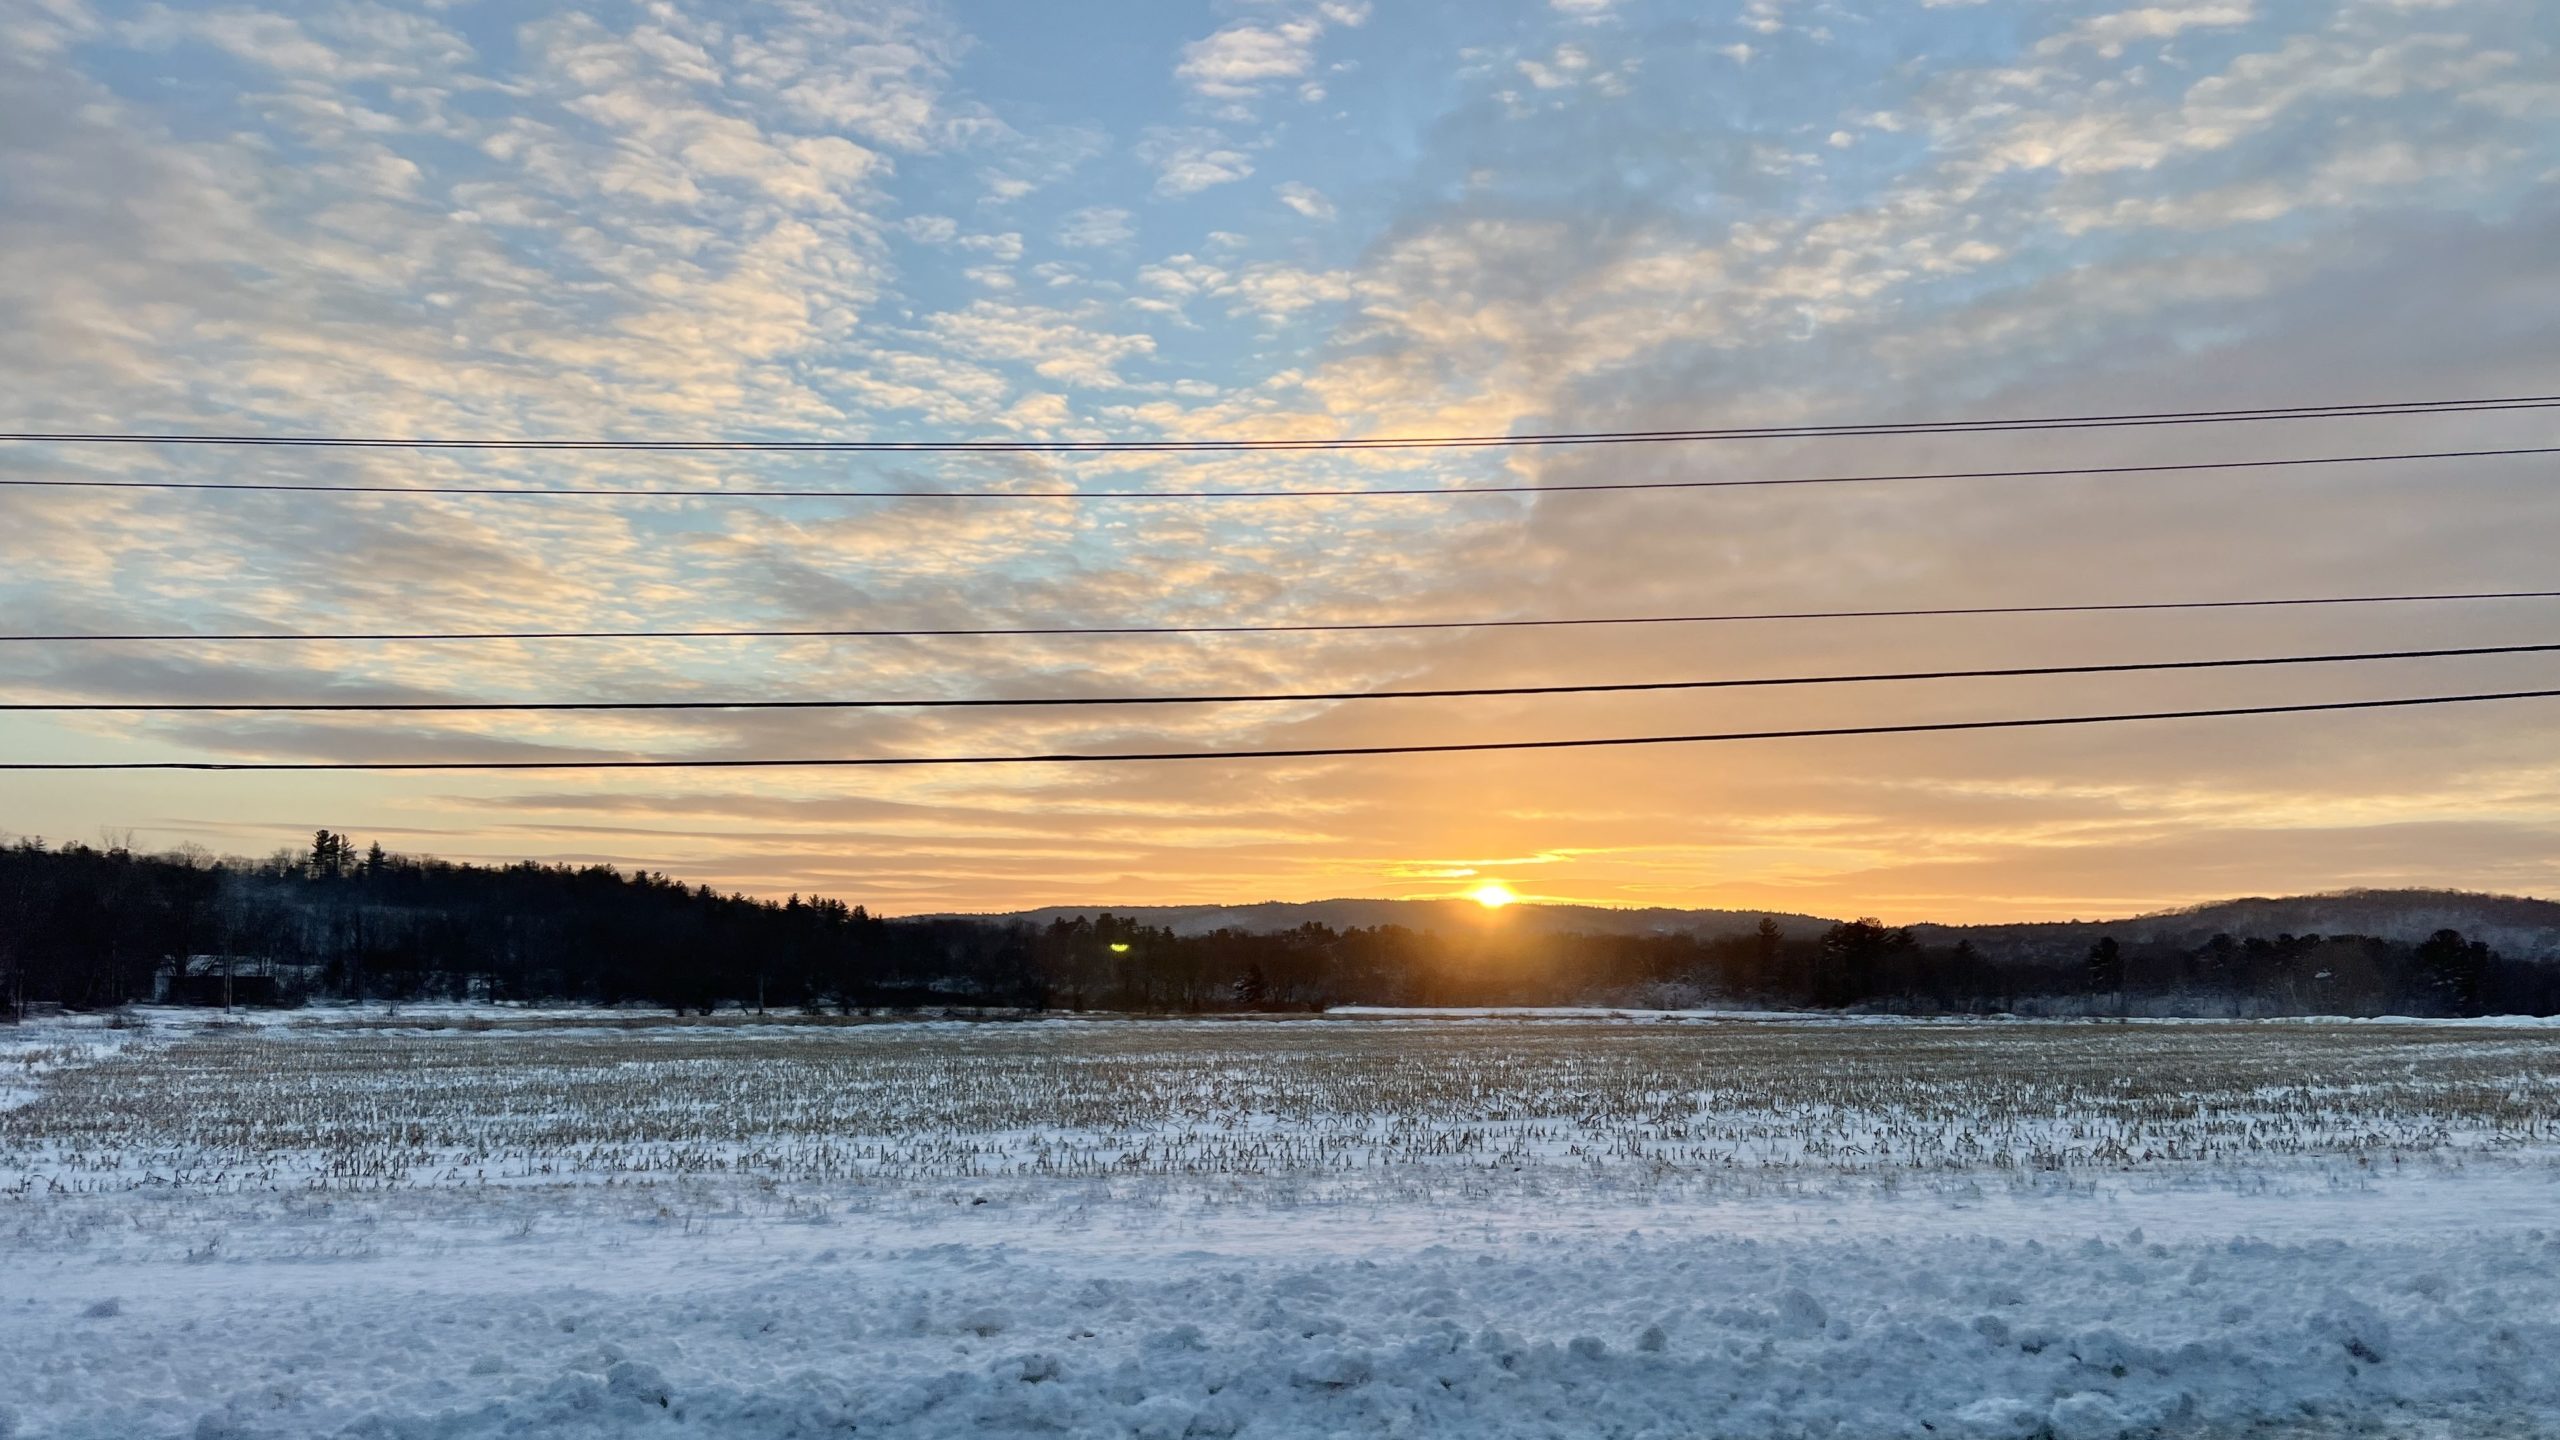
[2086,936,2125,1012]
[2414,929,2489,1015]
[1752,917,1784,996]
[308,830,352,879]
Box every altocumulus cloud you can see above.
[1,0,2557,919]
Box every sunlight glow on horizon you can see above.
[1469,882,1519,909]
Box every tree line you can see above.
[3,833,2555,1018]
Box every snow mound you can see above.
[11,1224,2559,1439]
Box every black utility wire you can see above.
[3,394,2555,455]
[13,640,2559,712]
[8,587,2560,645]
[8,688,2558,771]
[2,443,2554,500]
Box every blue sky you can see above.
[3,0,2558,918]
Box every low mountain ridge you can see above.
[1909,889,2560,961]
[922,899,1836,940]
[932,888,2560,960]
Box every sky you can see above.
[2,0,2558,922]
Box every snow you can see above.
[11,1182,2559,1438]
[4,1011,2559,1437]
[1327,1004,2560,1027]
[0,1023,135,1112]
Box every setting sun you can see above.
[1469,882,1519,909]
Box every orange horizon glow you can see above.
[1468,882,1520,909]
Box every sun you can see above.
[1469,882,1519,909]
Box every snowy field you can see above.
[5,1011,2559,1437]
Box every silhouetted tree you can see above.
[1233,962,1270,1007]
[1814,919,1913,1008]
[2086,936,2124,1011]
[2415,928,2491,1014]
[308,830,358,880]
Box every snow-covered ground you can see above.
[5,1010,2558,1438]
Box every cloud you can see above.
[1138,127,1256,196]
[1955,26,2519,180]
[927,299,1159,389]
[1227,265,1356,324]
[739,8,962,150]
[1740,0,1796,36]
[972,122,1109,206]
[1136,255,1352,325]
[1508,40,1638,101]
[1517,44,1593,90]
[1057,205,1136,248]
[9,0,2560,918]
[2034,3,2257,58]
[1178,20,1324,100]
[1174,4,1369,103]
[1274,182,1337,220]
[2052,136,2513,232]
[121,5,477,83]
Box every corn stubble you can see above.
[6,1019,2555,1196]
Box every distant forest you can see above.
[4,833,2557,1018]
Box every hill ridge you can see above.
[923,888,2560,958]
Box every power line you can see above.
[7,687,2555,770]
[3,443,2555,501]
[13,640,2559,713]
[9,586,2560,645]
[4,393,2555,455]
